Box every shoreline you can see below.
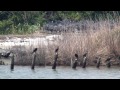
[0,59,120,67]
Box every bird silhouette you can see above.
[105,56,113,68]
[32,48,37,54]
[105,56,112,62]
[82,52,88,68]
[75,54,78,58]
[55,47,59,53]
[83,52,87,57]
[1,52,11,58]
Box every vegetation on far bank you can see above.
[0,11,120,34]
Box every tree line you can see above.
[0,11,119,34]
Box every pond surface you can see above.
[0,65,120,79]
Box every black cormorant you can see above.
[1,52,11,58]
[55,47,59,53]
[32,48,37,54]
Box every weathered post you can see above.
[52,47,59,70]
[82,52,87,68]
[96,57,101,68]
[11,53,14,70]
[82,57,87,68]
[105,56,112,68]
[71,58,73,68]
[31,52,36,70]
[106,61,111,68]
[31,48,37,70]
[72,54,78,69]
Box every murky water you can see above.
[0,65,120,79]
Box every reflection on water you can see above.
[0,65,120,79]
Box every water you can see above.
[0,65,120,79]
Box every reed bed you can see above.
[5,19,120,66]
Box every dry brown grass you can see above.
[47,20,120,66]
[8,20,120,66]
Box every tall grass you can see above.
[56,20,120,66]
[9,19,120,66]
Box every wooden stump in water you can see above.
[106,61,111,68]
[71,58,73,68]
[52,53,58,70]
[52,61,57,69]
[82,57,87,68]
[72,60,77,69]
[72,54,78,69]
[105,56,112,68]
[31,52,36,70]
[82,52,88,68]
[11,54,14,70]
[52,47,59,70]
[96,57,101,68]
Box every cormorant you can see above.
[55,47,59,53]
[32,48,37,54]
[75,54,78,58]
[1,52,11,58]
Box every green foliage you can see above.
[0,11,120,34]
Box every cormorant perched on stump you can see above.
[52,47,59,69]
[1,52,11,58]
[72,54,78,69]
[32,48,37,54]
[55,47,59,53]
